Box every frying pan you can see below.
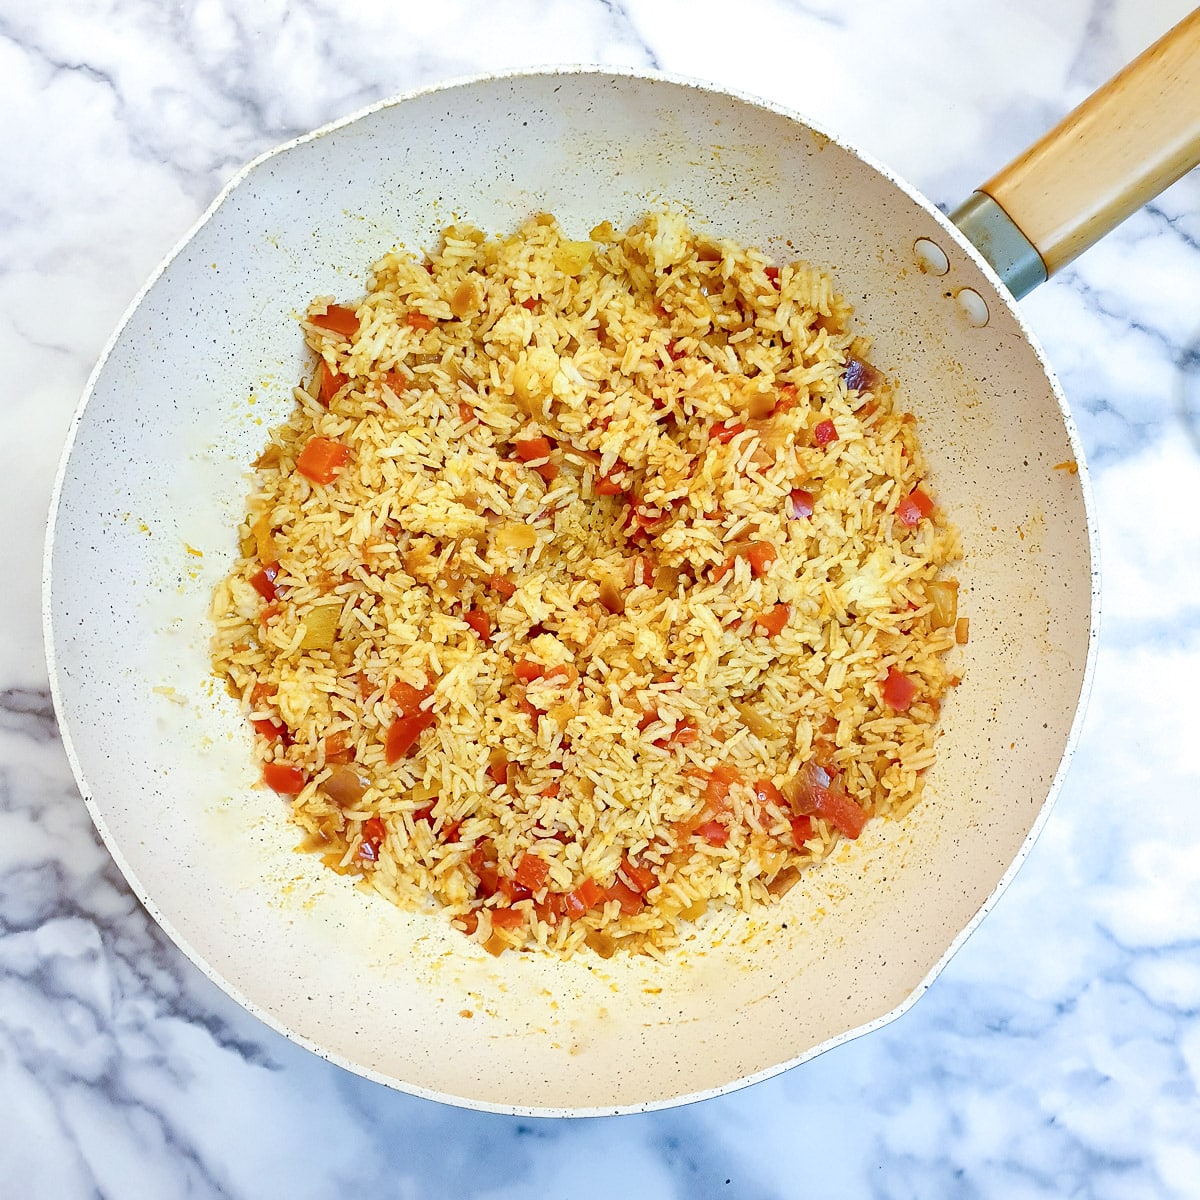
[43,13,1200,1115]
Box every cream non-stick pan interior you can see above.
[45,70,1096,1114]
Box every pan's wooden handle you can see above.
[954,8,1200,295]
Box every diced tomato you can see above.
[520,297,541,312]
[561,878,604,919]
[637,709,658,733]
[815,790,867,840]
[595,472,627,496]
[545,663,579,684]
[513,658,544,684]
[251,717,290,744]
[470,846,501,896]
[754,778,785,808]
[487,573,518,599]
[249,564,278,601]
[633,554,655,587]
[790,814,814,847]
[381,370,410,394]
[463,608,493,642]
[764,266,780,285]
[514,852,550,892]
[317,362,349,405]
[606,878,644,915]
[897,487,934,528]
[459,911,480,935]
[665,339,687,361]
[441,820,462,843]
[514,436,554,462]
[311,304,359,338]
[754,603,790,637]
[296,437,351,484]
[745,541,777,578]
[710,419,746,444]
[812,419,838,447]
[882,667,917,712]
[534,461,559,483]
[486,756,510,786]
[515,689,540,724]
[788,488,815,520]
[323,730,353,763]
[695,820,729,846]
[413,803,436,824]
[774,383,800,413]
[666,719,699,747]
[540,781,561,799]
[704,763,742,806]
[358,816,386,861]
[250,681,276,707]
[620,856,658,895]
[263,761,305,794]
[258,602,279,628]
[385,710,436,763]
[490,907,523,931]
[389,680,432,716]
[458,401,476,424]
[406,312,435,332]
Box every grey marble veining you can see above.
[5,0,1200,1196]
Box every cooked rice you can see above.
[210,211,962,959]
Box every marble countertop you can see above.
[6,0,1200,1195]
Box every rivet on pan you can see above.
[913,238,949,276]
[955,287,990,327]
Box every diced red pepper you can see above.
[470,845,501,896]
[764,266,780,286]
[664,719,699,748]
[464,608,493,642]
[534,461,559,483]
[695,819,729,847]
[406,312,435,332]
[710,419,746,444]
[311,304,359,338]
[665,339,687,361]
[263,761,305,794]
[619,856,658,895]
[498,876,532,904]
[458,401,476,424]
[358,816,386,861]
[812,419,838,447]
[514,852,550,892]
[561,878,605,919]
[882,667,917,712]
[774,383,800,413]
[754,603,790,637]
[317,362,349,405]
[606,878,644,915]
[249,564,278,601]
[441,820,462,843]
[745,541,777,578]
[490,907,524,931]
[486,757,510,787]
[514,436,554,462]
[296,437,351,484]
[520,297,541,312]
[897,487,934,528]
[487,574,518,600]
[413,803,436,824]
[540,781,561,799]
[385,710,436,763]
[788,488,814,520]
[785,758,868,840]
[323,731,354,764]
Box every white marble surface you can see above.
[5,0,1200,1195]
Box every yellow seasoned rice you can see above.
[210,211,963,959]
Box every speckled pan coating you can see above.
[43,69,1099,1116]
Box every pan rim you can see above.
[41,64,1102,1117]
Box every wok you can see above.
[43,13,1200,1114]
